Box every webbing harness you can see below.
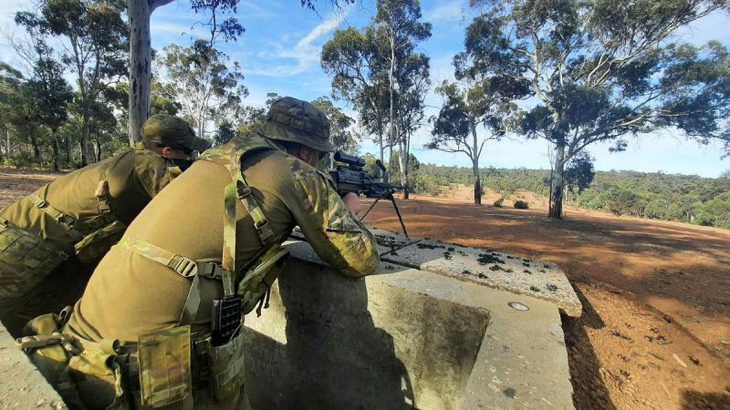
[121,144,279,328]
[29,149,130,243]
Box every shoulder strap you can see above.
[30,187,84,242]
[204,138,279,296]
[119,236,221,327]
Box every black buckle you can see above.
[237,185,252,199]
[59,215,76,228]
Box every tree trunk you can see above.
[387,35,396,184]
[95,138,102,162]
[470,119,481,205]
[5,128,10,159]
[29,134,41,163]
[398,138,408,200]
[64,135,71,165]
[549,143,567,218]
[51,129,60,171]
[81,115,90,165]
[128,0,160,146]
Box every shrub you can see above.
[514,200,529,209]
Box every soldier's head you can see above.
[140,115,211,160]
[260,97,333,167]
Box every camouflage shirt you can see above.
[64,139,379,342]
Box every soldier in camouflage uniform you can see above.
[0,115,209,334]
[16,97,379,409]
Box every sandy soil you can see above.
[2,169,728,409]
[0,167,62,209]
[364,185,730,410]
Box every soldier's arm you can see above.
[132,149,175,198]
[285,159,380,277]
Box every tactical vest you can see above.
[17,138,291,409]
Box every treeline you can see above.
[402,162,730,229]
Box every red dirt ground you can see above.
[2,169,728,409]
[363,185,730,410]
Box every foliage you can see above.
[564,152,595,194]
[158,41,247,140]
[404,161,730,229]
[465,0,730,218]
[16,0,128,166]
[513,200,529,209]
[214,119,236,145]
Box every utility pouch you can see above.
[206,330,246,402]
[137,326,192,408]
[0,223,68,311]
[73,220,127,264]
[237,244,289,314]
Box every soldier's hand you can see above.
[343,192,361,214]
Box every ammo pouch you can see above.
[0,221,68,313]
[205,330,246,402]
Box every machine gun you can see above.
[329,151,409,238]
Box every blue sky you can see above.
[1,0,729,177]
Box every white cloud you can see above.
[244,7,351,77]
[424,0,465,23]
[150,22,191,35]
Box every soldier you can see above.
[17,97,379,409]
[0,115,209,333]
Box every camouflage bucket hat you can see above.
[141,115,211,153]
[260,97,334,152]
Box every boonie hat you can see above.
[260,97,334,152]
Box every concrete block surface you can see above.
[0,324,67,409]
[380,237,582,317]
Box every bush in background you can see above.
[514,200,529,209]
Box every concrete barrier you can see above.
[244,231,580,409]
[0,229,580,410]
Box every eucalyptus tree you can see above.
[322,26,390,163]
[466,0,730,218]
[312,96,358,154]
[128,0,356,142]
[158,41,247,139]
[12,13,73,170]
[393,51,429,198]
[428,51,529,204]
[15,0,127,166]
[127,0,245,143]
[373,0,431,171]
[0,64,24,158]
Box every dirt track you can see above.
[1,169,728,409]
[364,186,730,410]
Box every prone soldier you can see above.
[0,115,209,333]
[18,97,380,409]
